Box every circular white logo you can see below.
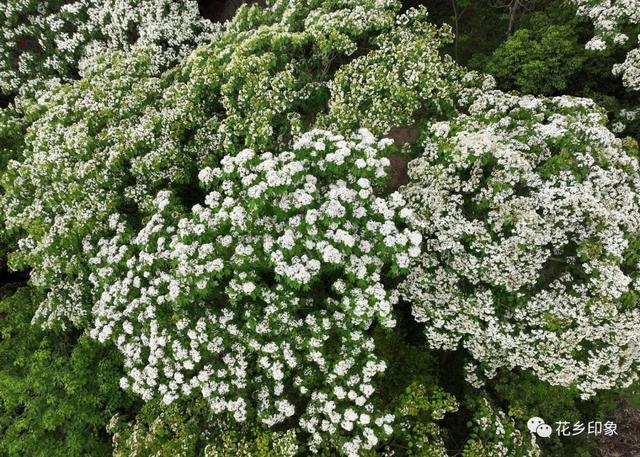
[527,417,545,433]
[528,417,552,438]
[536,423,553,438]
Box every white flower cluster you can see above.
[303,0,399,56]
[571,0,640,91]
[611,107,640,135]
[88,129,421,455]
[0,0,217,100]
[78,0,219,77]
[1,0,453,331]
[400,88,640,399]
[615,47,640,92]
[1,49,173,326]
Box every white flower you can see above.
[401,90,640,398]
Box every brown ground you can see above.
[593,402,640,457]
[386,125,420,191]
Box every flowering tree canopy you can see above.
[0,0,217,101]
[1,0,457,328]
[0,1,461,455]
[89,129,421,454]
[400,85,640,399]
[0,1,638,456]
[571,0,640,91]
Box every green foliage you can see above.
[484,13,586,95]
[372,322,455,455]
[461,393,539,457]
[0,287,137,457]
[391,383,457,456]
[108,397,299,457]
[488,371,621,457]
[0,1,637,456]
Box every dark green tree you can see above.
[0,287,139,457]
[484,12,586,94]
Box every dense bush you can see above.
[2,48,173,326]
[107,396,300,457]
[0,0,638,455]
[0,287,137,457]
[88,129,420,454]
[484,13,586,95]
[1,1,461,455]
[400,84,640,399]
[0,0,457,329]
[0,0,217,101]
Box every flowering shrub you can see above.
[0,7,462,449]
[400,88,640,399]
[87,128,421,454]
[1,49,172,325]
[1,0,457,329]
[321,6,459,135]
[107,397,300,457]
[2,1,637,455]
[571,0,640,91]
[0,0,217,101]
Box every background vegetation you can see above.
[0,0,638,455]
